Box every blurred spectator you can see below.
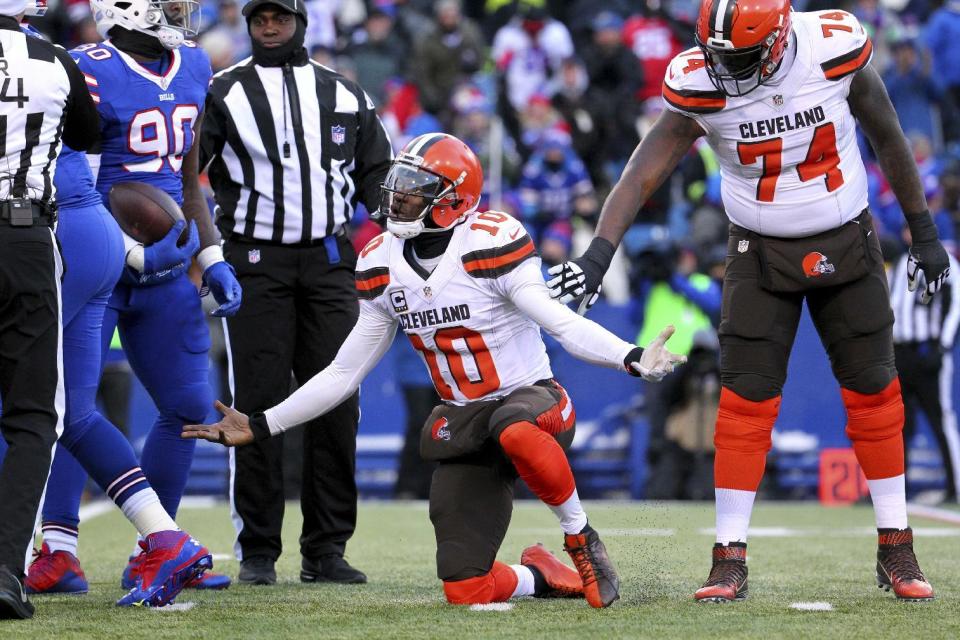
[518,132,596,242]
[853,0,904,72]
[925,0,960,142]
[630,245,721,499]
[412,0,485,127]
[582,10,643,183]
[883,36,942,147]
[380,80,443,151]
[305,0,341,52]
[201,29,238,73]
[491,3,573,113]
[518,93,566,152]
[565,0,632,50]
[623,0,687,101]
[549,56,607,190]
[203,0,252,64]
[451,84,523,209]
[346,8,408,107]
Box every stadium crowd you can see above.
[26,0,960,503]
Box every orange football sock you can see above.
[842,379,905,480]
[713,388,781,491]
[498,421,575,506]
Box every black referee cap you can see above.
[242,0,308,21]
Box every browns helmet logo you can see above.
[431,417,451,442]
[802,251,835,278]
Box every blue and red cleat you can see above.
[25,543,89,595]
[122,549,231,591]
[116,531,213,607]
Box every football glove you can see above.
[624,325,687,382]
[142,220,200,275]
[546,237,615,315]
[906,212,950,305]
[203,261,242,317]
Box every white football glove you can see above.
[546,261,602,315]
[625,325,687,382]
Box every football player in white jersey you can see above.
[547,0,947,603]
[184,133,685,609]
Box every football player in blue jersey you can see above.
[5,0,217,608]
[27,0,240,594]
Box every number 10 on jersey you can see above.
[736,122,844,202]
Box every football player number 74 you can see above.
[737,122,844,202]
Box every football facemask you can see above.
[380,162,463,239]
[92,0,201,50]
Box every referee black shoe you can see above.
[238,556,276,586]
[0,565,34,620]
[301,554,367,584]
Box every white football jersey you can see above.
[356,211,555,405]
[662,10,874,237]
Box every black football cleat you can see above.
[695,542,748,603]
[563,526,620,608]
[876,528,934,601]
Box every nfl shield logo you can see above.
[738,240,749,253]
[248,249,261,264]
[331,125,346,145]
[423,286,433,299]
[772,94,783,107]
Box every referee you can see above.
[0,0,98,620]
[200,0,392,585]
[890,241,960,503]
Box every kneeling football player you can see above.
[185,133,685,608]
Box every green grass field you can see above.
[5,501,959,639]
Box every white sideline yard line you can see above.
[469,603,514,612]
[78,496,225,524]
[698,526,960,537]
[153,602,196,612]
[790,602,833,611]
[78,500,113,523]
[907,503,960,526]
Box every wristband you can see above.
[905,210,939,244]
[583,237,616,271]
[197,245,225,272]
[624,346,644,375]
[126,245,145,272]
[249,412,273,441]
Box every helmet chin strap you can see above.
[156,27,184,50]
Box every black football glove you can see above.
[546,237,615,315]
[906,212,950,305]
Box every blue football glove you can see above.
[143,220,200,274]
[203,261,242,317]
[128,262,189,287]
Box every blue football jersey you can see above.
[71,40,212,208]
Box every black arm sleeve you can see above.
[52,46,99,152]
[199,92,227,173]
[353,92,392,213]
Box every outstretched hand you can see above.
[626,325,687,382]
[182,400,254,447]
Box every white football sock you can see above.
[715,488,757,544]
[42,525,79,556]
[549,489,588,535]
[510,564,536,598]
[121,490,178,538]
[867,474,908,529]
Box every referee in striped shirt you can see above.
[200,0,391,585]
[0,0,98,619]
[890,238,960,503]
